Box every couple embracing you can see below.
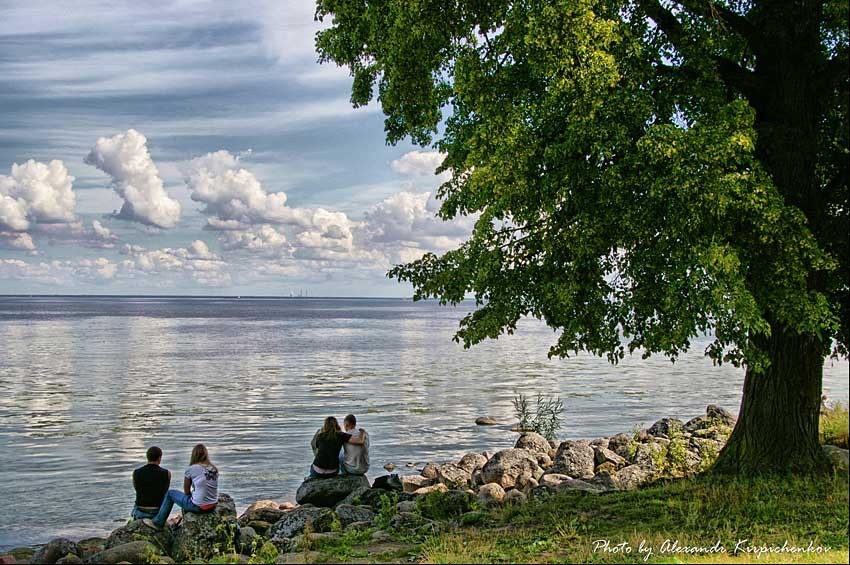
[309,414,370,478]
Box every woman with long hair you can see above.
[145,443,219,528]
[309,416,365,478]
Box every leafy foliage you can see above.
[315,0,848,370]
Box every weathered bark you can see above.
[713,325,828,474]
[711,0,832,475]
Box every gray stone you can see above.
[588,471,618,491]
[334,504,376,526]
[55,555,83,565]
[632,442,665,470]
[706,405,736,426]
[295,475,370,507]
[105,520,173,554]
[608,433,634,459]
[85,541,159,564]
[268,506,334,540]
[389,512,429,529]
[514,432,551,455]
[538,473,572,489]
[480,449,540,489]
[457,453,488,473]
[171,493,238,562]
[593,446,628,469]
[589,437,610,449]
[475,416,498,425]
[401,474,433,492]
[396,500,418,513]
[552,440,596,479]
[421,462,440,479]
[823,445,849,471]
[238,526,259,554]
[32,538,79,565]
[437,463,471,489]
[612,464,656,490]
[647,418,684,437]
[477,483,506,506]
[536,453,553,469]
[413,483,448,495]
[502,489,527,504]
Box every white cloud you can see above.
[220,224,288,254]
[0,159,77,230]
[391,151,446,177]
[84,129,181,228]
[0,231,36,252]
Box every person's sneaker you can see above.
[141,518,158,529]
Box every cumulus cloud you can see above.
[391,151,446,177]
[220,224,288,254]
[0,231,36,252]
[0,256,119,284]
[0,159,77,231]
[120,240,228,286]
[84,129,181,228]
[33,220,118,249]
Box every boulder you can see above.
[105,520,173,554]
[475,416,498,425]
[247,520,272,535]
[480,449,540,489]
[503,490,527,504]
[437,463,471,489]
[477,483,506,506]
[632,442,665,470]
[85,541,158,564]
[608,433,634,459]
[171,493,238,562]
[538,473,572,489]
[396,500,418,513]
[237,526,259,554]
[289,532,339,551]
[337,485,371,507]
[371,474,403,491]
[75,539,106,561]
[514,432,551,455]
[32,538,79,565]
[268,506,334,540]
[647,418,684,437]
[402,474,434,492]
[589,437,610,449]
[822,445,849,471]
[413,483,448,496]
[55,556,82,565]
[612,464,656,490]
[588,471,618,491]
[515,471,538,491]
[389,512,431,530]
[551,440,596,479]
[593,446,628,470]
[334,504,376,526]
[706,404,736,426]
[421,462,440,479]
[457,453,488,473]
[238,500,286,526]
[295,475,370,507]
[536,453,553,469]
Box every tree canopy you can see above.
[316,0,848,472]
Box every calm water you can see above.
[0,296,847,548]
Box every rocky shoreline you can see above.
[3,404,848,565]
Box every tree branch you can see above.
[672,0,760,47]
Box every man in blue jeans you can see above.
[131,446,171,521]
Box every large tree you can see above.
[316,0,848,474]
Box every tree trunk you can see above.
[712,324,828,474]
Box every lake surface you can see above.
[0,296,847,549]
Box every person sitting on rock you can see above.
[339,414,370,476]
[131,446,171,521]
[145,444,219,528]
[309,416,366,478]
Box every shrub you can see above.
[820,401,849,448]
[512,393,563,440]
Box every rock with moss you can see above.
[822,445,849,471]
[647,418,684,437]
[593,446,628,470]
[105,520,173,554]
[268,505,334,541]
[503,489,527,504]
[607,433,634,460]
[31,538,79,565]
[437,463,472,489]
[85,541,160,564]
[295,475,370,507]
[334,504,376,526]
[515,432,551,455]
[551,440,595,479]
[611,464,656,490]
[55,555,83,565]
[171,493,238,562]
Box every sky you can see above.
[0,0,474,296]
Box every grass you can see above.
[417,472,849,564]
[820,402,849,448]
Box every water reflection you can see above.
[0,297,847,549]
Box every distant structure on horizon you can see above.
[289,288,308,298]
